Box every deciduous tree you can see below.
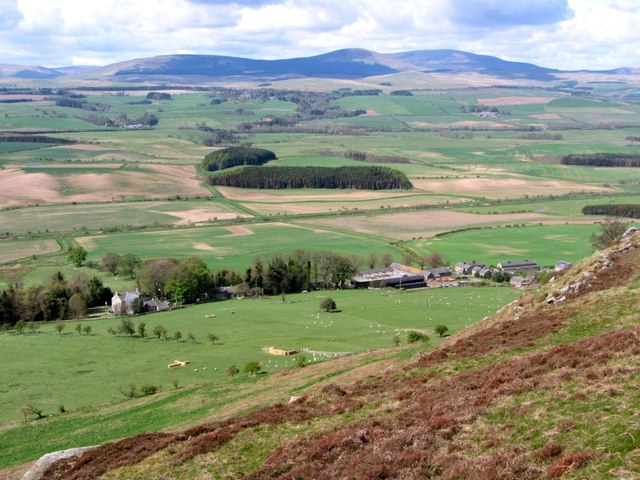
[243,360,261,376]
[434,325,449,337]
[101,252,121,276]
[68,246,87,267]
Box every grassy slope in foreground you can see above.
[0,287,518,468]
[31,229,640,479]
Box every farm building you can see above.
[204,286,234,301]
[423,267,453,280]
[475,267,493,279]
[111,290,142,315]
[454,260,486,275]
[497,259,539,274]
[144,298,170,312]
[352,263,429,289]
[112,290,170,315]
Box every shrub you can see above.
[120,383,138,398]
[547,452,591,479]
[295,354,306,368]
[434,325,449,337]
[139,384,160,396]
[153,325,168,339]
[407,331,429,343]
[535,441,563,460]
[55,322,64,335]
[243,361,261,376]
[320,297,336,312]
[19,405,44,422]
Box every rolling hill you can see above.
[0,48,611,83]
[25,228,640,479]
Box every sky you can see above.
[0,0,639,70]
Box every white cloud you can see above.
[0,0,637,70]
[0,0,23,30]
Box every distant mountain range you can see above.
[1,48,637,82]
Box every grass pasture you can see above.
[0,199,247,236]
[406,223,612,266]
[303,209,551,240]
[0,238,60,264]
[79,222,397,272]
[0,142,52,155]
[456,194,640,216]
[0,287,519,427]
[2,76,640,477]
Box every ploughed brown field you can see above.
[0,164,211,207]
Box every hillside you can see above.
[25,229,640,479]
[0,48,571,82]
[96,49,558,82]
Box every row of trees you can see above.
[198,126,239,146]
[234,250,368,296]
[561,153,640,167]
[342,151,411,164]
[582,204,640,219]
[208,166,412,190]
[102,249,400,306]
[136,257,238,303]
[111,247,446,303]
[100,252,240,304]
[146,92,172,101]
[0,272,111,327]
[458,104,499,114]
[0,135,77,145]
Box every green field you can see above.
[81,222,397,272]
[0,238,61,263]
[0,199,245,236]
[0,287,518,426]
[2,73,640,477]
[407,223,609,266]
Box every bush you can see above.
[295,354,307,368]
[434,325,449,337]
[19,405,44,422]
[320,297,336,312]
[243,361,261,376]
[407,331,429,343]
[227,364,240,377]
[120,383,138,398]
[139,384,160,396]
